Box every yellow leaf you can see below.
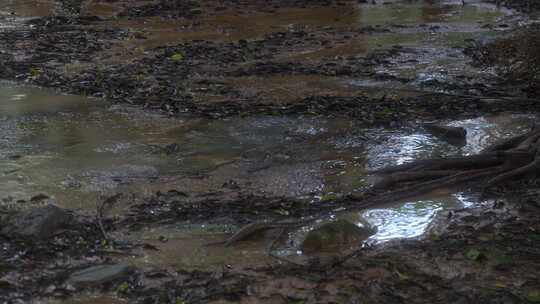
[170,53,184,62]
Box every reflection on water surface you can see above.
[0,83,536,249]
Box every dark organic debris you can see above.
[0,199,133,302]
[122,198,540,304]
[489,0,540,12]
[118,0,202,18]
[465,24,540,97]
[0,1,539,303]
[1,205,72,239]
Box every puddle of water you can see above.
[82,1,129,18]
[357,1,507,26]
[363,199,446,241]
[361,192,473,241]
[343,1,515,93]
[104,4,362,61]
[0,84,367,209]
[1,82,537,270]
[0,83,194,208]
[449,114,535,154]
[201,5,361,37]
[105,0,510,65]
[264,2,515,95]
[224,75,358,103]
[262,191,483,262]
[283,32,430,61]
[106,0,509,64]
[135,113,537,264]
[124,225,275,271]
[345,113,535,243]
[0,0,55,18]
[365,114,537,171]
[48,295,127,304]
[0,0,537,288]
[125,190,480,268]
[1,81,535,213]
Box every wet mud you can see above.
[3,190,539,303]
[0,0,535,116]
[0,0,540,303]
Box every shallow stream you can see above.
[0,82,536,271]
[0,0,537,284]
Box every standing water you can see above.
[0,82,536,270]
[0,0,536,275]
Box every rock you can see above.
[424,124,467,146]
[30,194,49,203]
[61,178,82,189]
[8,154,21,160]
[133,32,147,40]
[67,264,132,287]
[1,205,72,239]
[301,219,376,254]
[163,143,180,155]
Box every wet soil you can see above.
[0,0,536,117]
[3,189,538,303]
[1,0,540,303]
[121,193,540,304]
[465,22,540,97]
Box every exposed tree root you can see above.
[361,126,540,204]
[485,158,539,189]
[373,170,463,189]
[213,128,540,253]
[370,153,505,174]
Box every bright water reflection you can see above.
[366,114,537,171]
[363,200,444,241]
[359,192,478,242]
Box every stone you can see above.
[424,124,467,146]
[30,193,49,203]
[163,143,180,155]
[301,219,376,254]
[1,205,72,239]
[67,263,132,287]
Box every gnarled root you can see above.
[364,127,540,202]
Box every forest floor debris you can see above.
[1,0,540,303]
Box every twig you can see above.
[96,202,110,242]
[95,193,122,243]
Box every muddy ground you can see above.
[1,0,538,119]
[2,185,540,303]
[0,0,540,303]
